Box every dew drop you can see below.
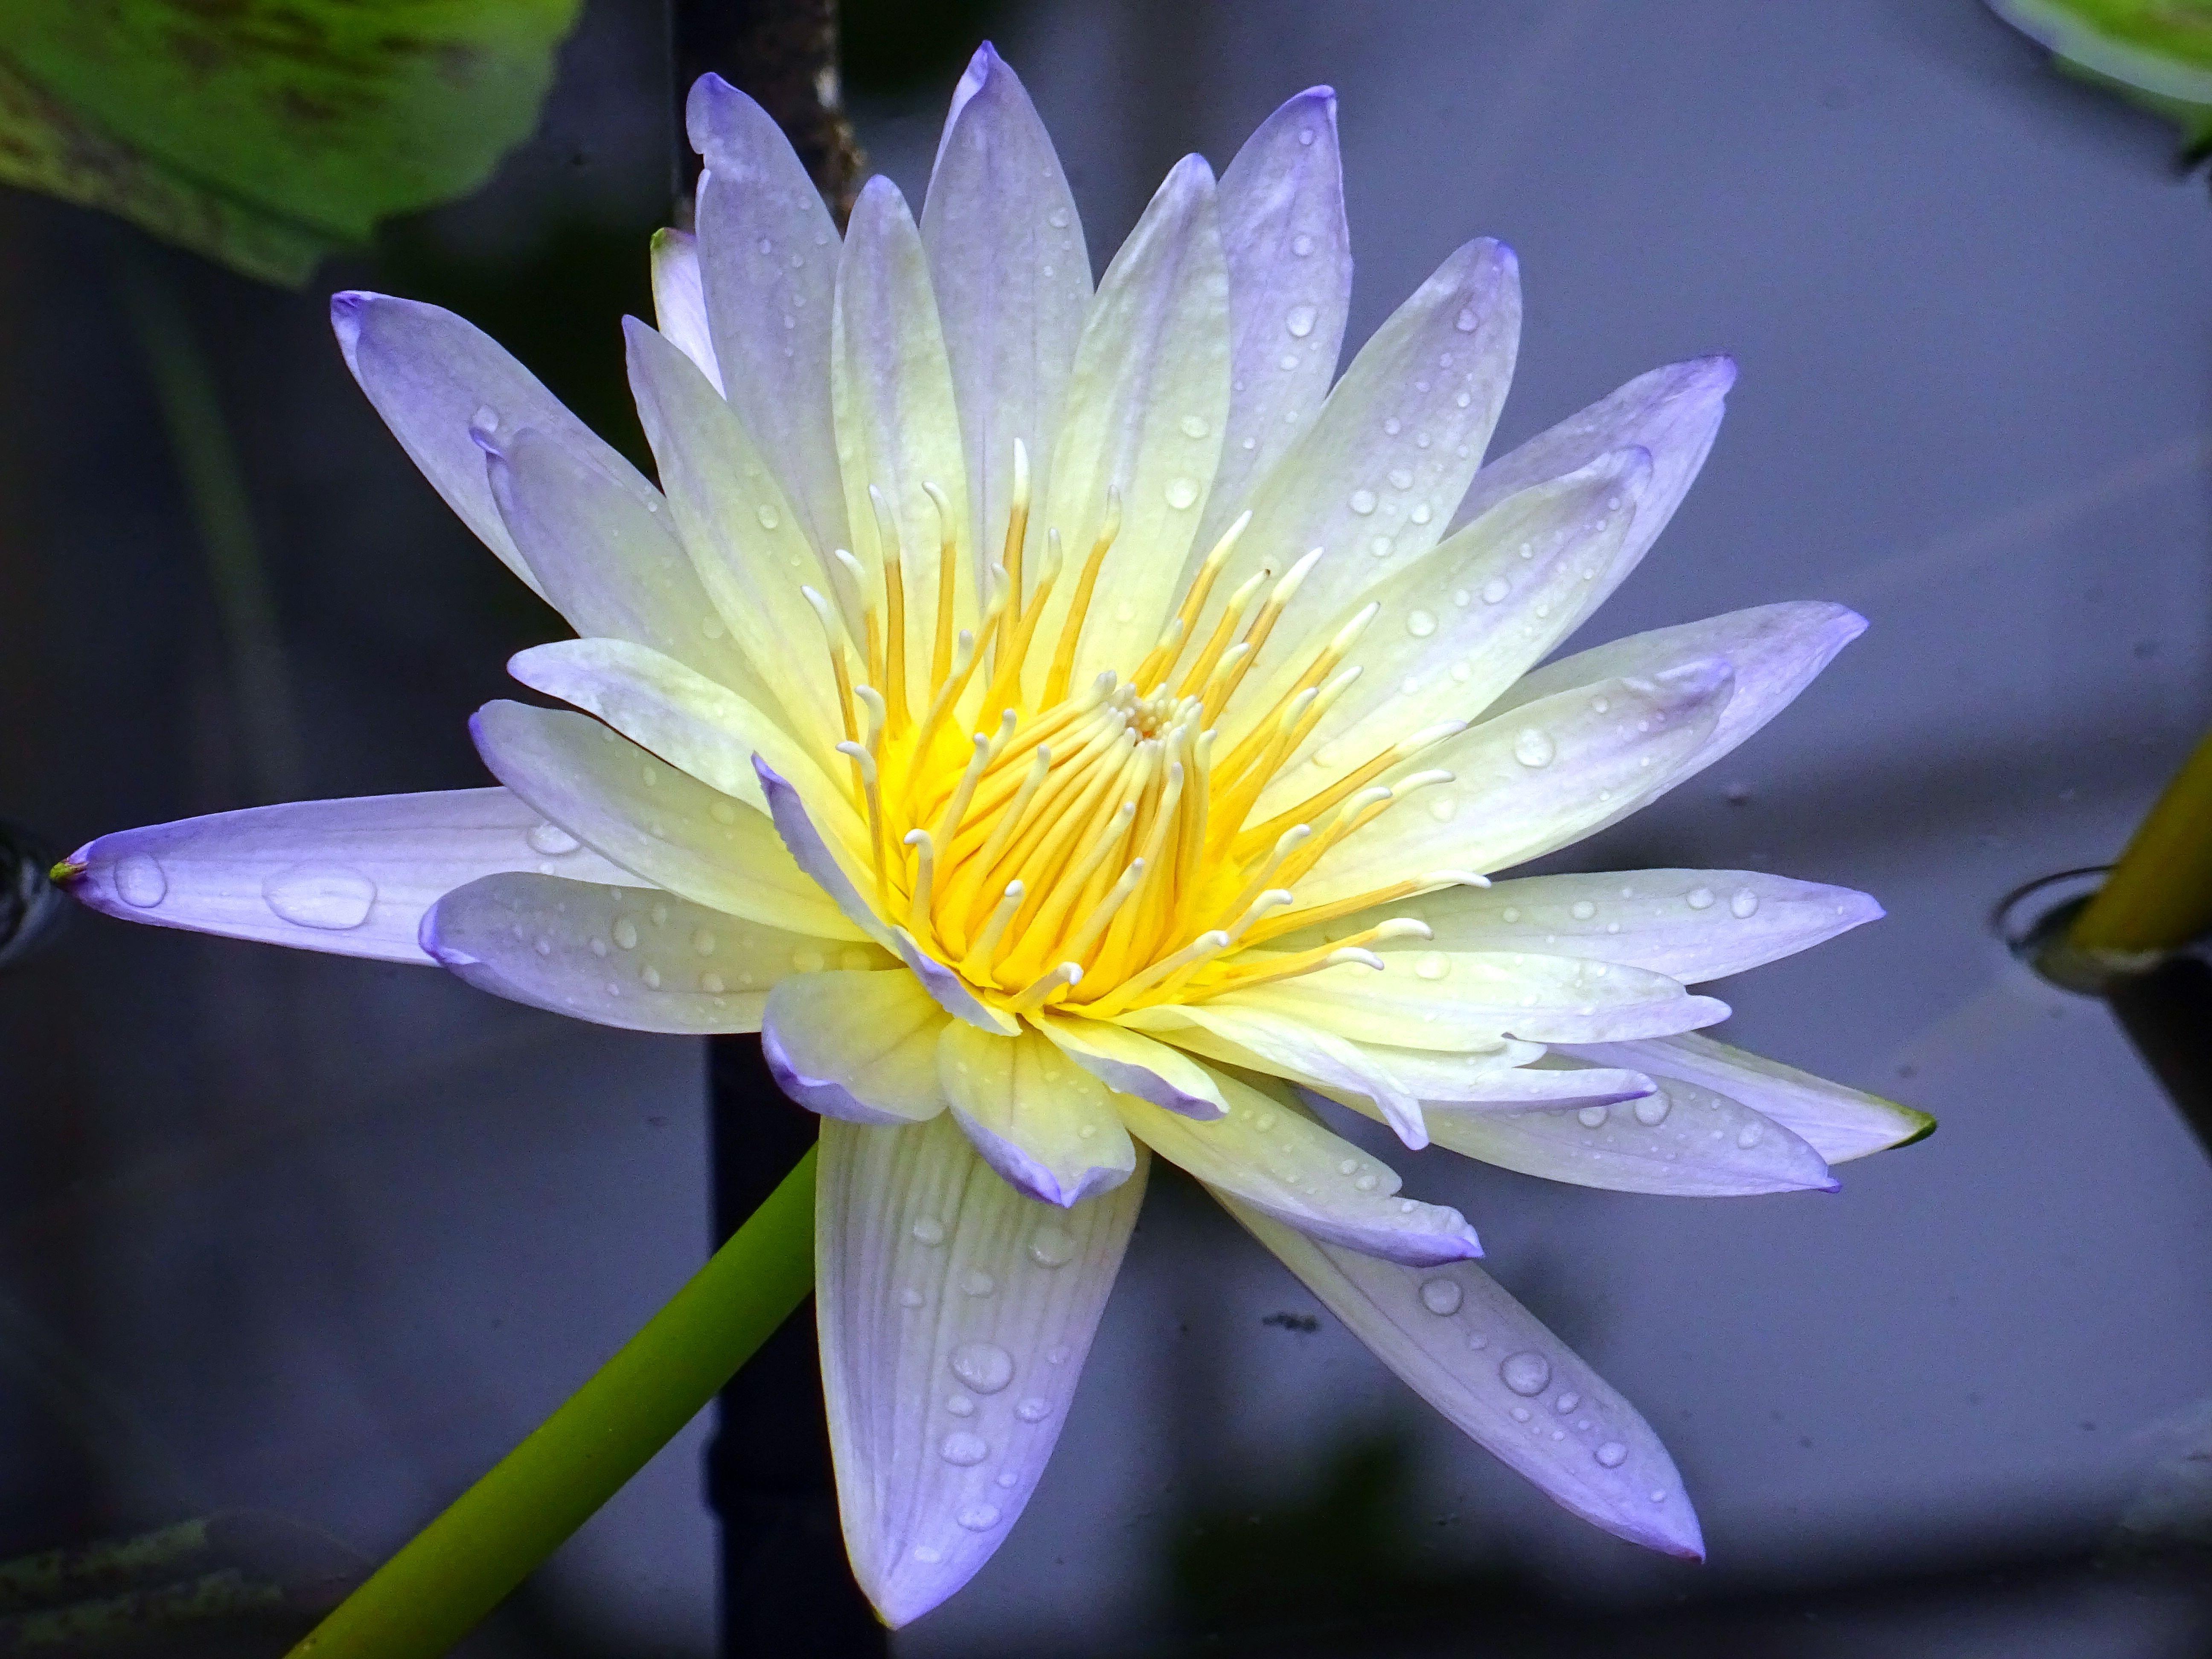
[1595,1441,1628,1468]
[1285,303,1317,338]
[1570,899,1597,921]
[1178,413,1210,438]
[1500,1351,1552,1396]
[1383,417,1402,436]
[1634,1094,1672,1127]
[263,866,377,930]
[613,917,640,950]
[1418,1278,1463,1316]
[1591,696,1610,713]
[1405,608,1437,638]
[913,1545,942,1563]
[641,965,662,989]
[1414,952,1449,981]
[1348,489,1377,515]
[1730,887,1761,919]
[528,822,580,855]
[1685,887,1716,911]
[1278,352,1300,371]
[1578,1104,1610,1128]
[1454,306,1479,332]
[709,800,739,825]
[940,1431,989,1465]
[1164,476,1199,510]
[114,855,167,908]
[1028,1227,1076,1268]
[962,1270,996,1298]
[1736,1121,1764,1149]
[693,928,718,956]
[1298,127,1317,145]
[948,1343,1014,1393]
[945,1394,975,1416]
[1048,206,1071,228]
[1429,797,1457,822]
[1481,577,1510,604]
[1016,1396,1052,1423]
[1555,1391,1581,1413]
[754,503,780,530]
[898,1287,925,1308]
[792,946,826,972]
[1388,466,1414,490]
[1512,728,1556,768]
[911,1217,946,1246]
[1410,501,1432,524]
[1292,233,1315,256]
[701,972,725,994]
[956,1502,1003,1531]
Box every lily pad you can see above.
[1988,0,2212,148]
[0,0,581,285]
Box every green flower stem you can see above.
[2072,727,2212,955]
[287,1147,818,1659]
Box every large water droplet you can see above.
[263,866,376,930]
[1500,1351,1552,1396]
[528,822,580,856]
[1730,887,1761,919]
[1685,887,1716,911]
[949,1341,1014,1394]
[1481,577,1510,604]
[937,1432,992,1473]
[1418,1278,1463,1316]
[1512,728,1556,768]
[1595,1441,1628,1468]
[1292,233,1315,256]
[1406,608,1437,638]
[1348,488,1377,515]
[1028,1227,1076,1268]
[1633,1094,1671,1127]
[1016,1396,1052,1423]
[955,1502,1003,1531]
[1578,1104,1610,1128]
[1285,303,1317,338]
[911,1217,946,1246]
[114,855,167,908]
[613,917,640,950]
[1164,476,1199,510]
[1414,952,1449,981]
[1454,306,1480,332]
[1735,1121,1764,1149]
[1178,413,1210,438]
[1570,899,1597,921]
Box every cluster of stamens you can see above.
[803,442,1484,1018]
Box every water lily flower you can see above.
[60,47,1932,1627]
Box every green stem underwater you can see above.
[286,1147,818,1659]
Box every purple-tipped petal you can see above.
[1123,1001,1427,1147]
[937,1024,1137,1206]
[761,968,951,1123]
[1033,1012,1228,1121]
[750,755,893,948]
[649,227,723,393]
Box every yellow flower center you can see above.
[809,444,1467,1019]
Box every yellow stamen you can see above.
[1044,488,1121,704]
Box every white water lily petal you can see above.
[1295,659,1734,908]
[1424,1070,1835,1196]
[1032,1011,1228,1120]
[649,227,722,393]
[921,44,1089,589]
[484,427,772,707]
[749,757,893,948]
[1033,154,1231,692]
[1449,356,1735,640]
[1208,238,1519,653]
[938,1024,1138,1206]
[1564,1032,1934,1163]
[1221,952,1728,1047]
[1491,602,1866,794]
[1199,85,1351,547]
[1343,869,1884,984]
[329,292,656,599]
[762,968,951,1123]
[1115,1071,1479,1264]
[1122,1001,1426,1146]
[470,702,857,940]
[423,873,872,1033]
[818,1113,1146,1627]
[1222,1200,1703,1558]
[623,319,844,756]
[61,789,627,964]
[1247,448,1650,808]
[892,927,1019,1037]
[1296,1041,1647,1108]
[507,637,849,827]
[834,177,971,669]
[686,74,848,556]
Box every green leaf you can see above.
[0,0,582,285]
[1989,0,2212,146]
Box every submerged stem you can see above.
[286,1149,818,1659]
[2071,725,2212,955]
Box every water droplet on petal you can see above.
[1595,1441,1628,1468]
[1686,887,1716,911]
[753,503,782,531]
[940,1431,989,1465]
[1292,233,1315,256]
[1405,608,1436,638]
[956,1502,1003,1531]
[1048,206,1072,228]
[1348,489,1377,515]
[792,946,826,972]
[913,1545,942,1563]
[701,972,725,993]
[1634,1094,1672,1127]
[1285,303,1317,338]
[949,1342,1014,1394]
[911,1217,946,1246]
[1418,1278,1463,1316]
[1410,501,1432,524]
[1481,577,1510,604]
[1500,1351,1552,1396]
[1570,899,1597,921]
[1454,306,1479,332]
[612,917,640,950]
[1179,414,1210,438]
[1512,728,1556,768]
[962,1270,997,1298]
[1028,1227,1076,1268]
[528,822,580,855]
[1414,952,1449,981]
[641,965,662,989]
[1388,466,1413,490]
[1164,476,1199,510]
[1730,887,1761,918]
[1578,1104,1609,1128]
[1016,1396,1052,1423]
[114,855,167,908]
[1736,1121,1764,1149]
[264,866,377,930]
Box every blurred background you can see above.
[4,0,2212,1653]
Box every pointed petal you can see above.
[1246,449,1649,803]
[748,756,892,947]
[1221,1199,1703,1558]
[1449,356,1736,642]
[483,426,772,705]
[1488,602,1868,805]
[1294,659,1735,909]
[1424,1069,1835,1196]
[686,74,848,555]
[61,788,626,963]
[649,227,722,393]
[818,1114,1147,1627]
[891,926,1019,1036]
[470,702,858,940]
[1198,86,1351,547]
[624,318,845,756]
[1321,1053,1656,1108]
[1121,1000,1426,1146]
[1115,1070,1479,1263]
[1349,869,1883,984]
[921,44,1090,586]
[1562,1032,1935,1164]
[937,1024,1137,1205]
[329,293,659,600]
[761,968,951,1123]
[1221,951,1729,1046]
[833,176,972,677]
[1032,155,1231,693]
[423,873,873,1032]
[1033,1011,1228,1120]
[1210,239,1519,660]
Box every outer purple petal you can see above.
[937,1024,1138,1206]
[761,968,951,1124]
